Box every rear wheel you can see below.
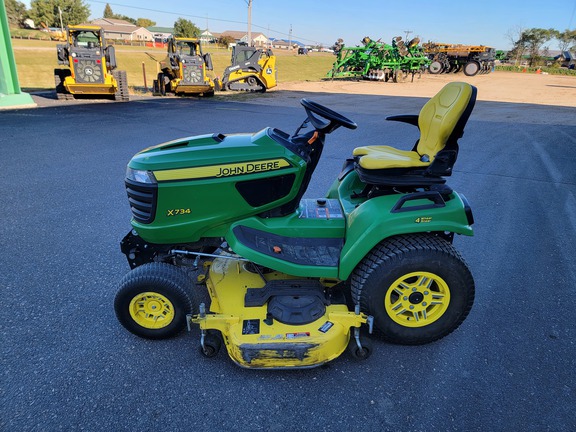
[351,234,475,345]
[428,61,443,74]
[115,263,194,339]
[463,61,480,76]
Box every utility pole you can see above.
[58,6,64,32]
[246,0,252,46]
[288,24,292,51]
[404,30,412,41]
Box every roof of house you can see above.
[220,30,266,40]
[92,18,136,28]
[89,18,153,36]
[269,38,304,47]
[147,26,174,33]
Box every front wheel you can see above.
[351,234,474,345]
[114,262,194,339]
[463,61,481,76]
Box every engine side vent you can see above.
[125,179,158,224]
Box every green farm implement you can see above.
[327,37,430,82]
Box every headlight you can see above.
[126,167,157,184]
[71,52,77,58]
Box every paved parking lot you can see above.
[1,91,575,431]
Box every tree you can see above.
[100,3,136,24]
[556,29,576,52]
[510,28,555,67]
[218,35,234,47]
[5,0,27,26]
[29,0,90,28]
[114,14,136,24]
[103,3,113,18]
[173,18,200,38]
[505,25,524,65]
[136,18,156,28]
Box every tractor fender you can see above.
[338,192,473,280]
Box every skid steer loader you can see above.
[216,43,277,92]
[153,37,215,96]
[54,25,129,101]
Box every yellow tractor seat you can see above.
[354,82,477,187]
[352,146,430,169]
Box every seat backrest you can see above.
[417,82,476,160]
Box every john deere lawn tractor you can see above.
[216,43,277,92]
[115,82,477,369]
[153,37,215,96]
[54,25,129,101]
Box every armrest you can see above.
[385,114,419,127]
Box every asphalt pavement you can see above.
[1,90,575,431]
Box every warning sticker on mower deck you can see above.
[286,332,310,339]
[318,322,334,333]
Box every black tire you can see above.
[347,331,373,360]
[200,332,222,357]
[428,61,443,74]
[114,262,194,339]
[157,72,167,96]
[112,70,129,101]
[54,68,73,100]
[463,61,480,76]
[351,234,475,345]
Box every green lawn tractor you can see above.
[54,25,129,101]
[115,82,477,369]
[153,37,215,97]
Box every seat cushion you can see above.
[353,145,429,170]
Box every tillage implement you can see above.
[114,82,477,369]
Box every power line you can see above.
[86,0,326,44]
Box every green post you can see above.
[0,1,36,110]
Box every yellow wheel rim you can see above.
[129,292,175,329]
[384,272,451,328]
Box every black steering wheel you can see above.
[301,99,357,134]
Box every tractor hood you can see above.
[124,127,308,244]
[129,128,300,176]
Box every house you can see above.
[147,26,173,43]
[269,38,303,50]
[90,18,154,41]
[200,30,219,44]
[219,30,268,47]
[555,51,576,69]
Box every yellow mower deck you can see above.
[192,258,367,369]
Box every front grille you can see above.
[181,60,203,84]
[74,59,104,83]
[125,179,157,224]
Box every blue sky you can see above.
[26,0,576,49]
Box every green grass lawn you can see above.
[11,38,336,91]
